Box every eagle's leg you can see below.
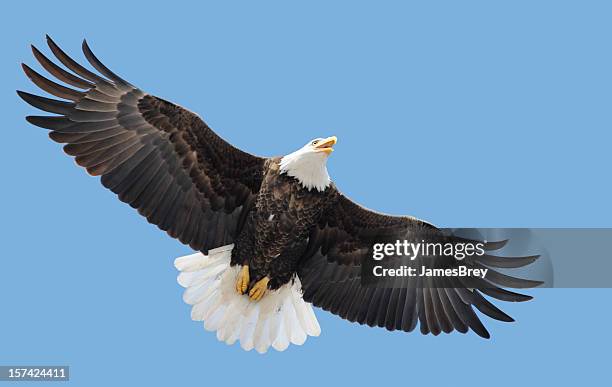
[235,265,250,295]
[248,276,270,301]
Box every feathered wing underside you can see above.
[298,192,541,338]
[19,36,267,253]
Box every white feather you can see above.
[268,306,283,346]
[182,278,214,305]
[239,303,260,351]
[176,245,321,353]
[205,304,227,331]
[279,145,331,192]
[254,316,272,354]
[217,295,245,342]
[190,300,209,321]
[291,279,321,336]
[272,317,290,351]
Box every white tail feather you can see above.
[174,244,321,353]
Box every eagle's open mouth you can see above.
[314,136,337,154]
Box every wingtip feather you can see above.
[45,34,56,48]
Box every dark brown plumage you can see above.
[20,36,265,254]
[231,158,336,290]
[19,36,540,341]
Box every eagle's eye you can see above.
[311,140,319,145]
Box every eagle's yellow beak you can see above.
[314,136,337,155]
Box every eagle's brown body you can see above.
[232,158,336,290]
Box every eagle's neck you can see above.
[279,151,331,192]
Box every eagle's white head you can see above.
[280,136,337,192]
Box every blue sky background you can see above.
[1,1,610,385]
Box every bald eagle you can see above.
[18,37,540,353]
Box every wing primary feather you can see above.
[82,39,132,86]
[31,45,94,89]
[431,287,453,333]
[417,285,430,334]
[463,305,490,339]
[400,285,418,332]
[21,63,84,101]
[392,286,407,330]
[439,287,468,333]
[484,239,509,251]
[477,264,544,288]
[479,287,533,302]
[448,279,491,338]
[46,35,111,85]
[374,288,393,328]
[50,120,120,134]
[17,91,75,114]
[445,287,469,325]
[471,290,515,322]
[26,115,72,130]
[453,237,508,252]
[49,127,126,144]
[475,254,540,269]
[423,285,441,335]
[384,287,400,331]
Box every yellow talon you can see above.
[248,277,270,302]
[235,265,250,294]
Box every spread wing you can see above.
[18,36,266,253]
[298,190,541,338]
